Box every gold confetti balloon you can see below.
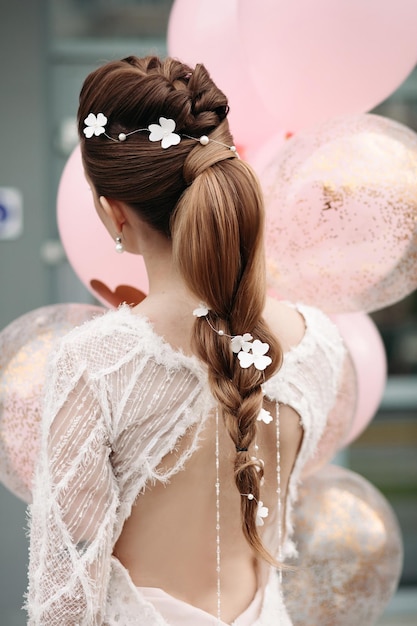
[255,114,417,313]
[283,465,403,625]
[0,303,105,503]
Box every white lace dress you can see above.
[26,303,345,625]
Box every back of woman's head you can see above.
[78,55,232,236]
[78,55,282,563]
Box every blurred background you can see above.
[0,1,416,624]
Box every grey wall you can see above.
[0,486,27,625]
[0,0,51,330]
[0,2,48,623]
[0,5,167,622]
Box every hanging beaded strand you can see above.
[215,407,222,625]
[276,401,284,596]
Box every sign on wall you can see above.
[0,187,23,240]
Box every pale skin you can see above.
[93,191,305,623]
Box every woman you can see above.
[27,56,345,625]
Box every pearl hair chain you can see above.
[193,305,272,372]
[83,113,238,155]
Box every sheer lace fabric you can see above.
[26,303,345,625]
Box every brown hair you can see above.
[78,55,283,563]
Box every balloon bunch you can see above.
[1,1,416,622]
[168,2,413,623]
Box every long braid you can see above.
[172,122,282,563]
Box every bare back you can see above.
[113,297,306,623]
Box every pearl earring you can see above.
[115,236,124,254]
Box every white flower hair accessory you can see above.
[242,494,269,526]
[257,408,273,424]
[83,113,238,154]
[231,333,253,354]
[256,501,269,526]
[83,113,107,138]
[192,306,272,372]
[237,340,272,372]
[193,304,209,317]
[148,117,181,149]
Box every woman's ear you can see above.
[99,196,126,233]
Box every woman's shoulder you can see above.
[264,297,344,358]
[56,305,147,351]
[263,298,346,402]
[53,304,203,377]
[263,297,306,352]
[263,298,346,410]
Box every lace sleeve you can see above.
[26,341,119,625]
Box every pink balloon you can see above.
[57,146,149,308]
[333,313,387,446]
[239,0,417,131]
[256,114,417,313]
[245,129,291,171]
[0,304,106,503]
[167,0,281,151]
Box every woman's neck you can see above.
[132,240,197,326]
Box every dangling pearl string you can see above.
[215,407,222,624]
[276,401,283,589]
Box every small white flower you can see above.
[258,408,273,424]
[256,501,269,526]
[251,457,264,472]
[237,351,255,369]
[148,117,181,149]
[231,333,253,354]
[193,304,209,317]
[238,340,272,371]
[83,112,107,138]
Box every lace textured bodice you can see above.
[26,303,345,625]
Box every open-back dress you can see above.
[26,303,345,625]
